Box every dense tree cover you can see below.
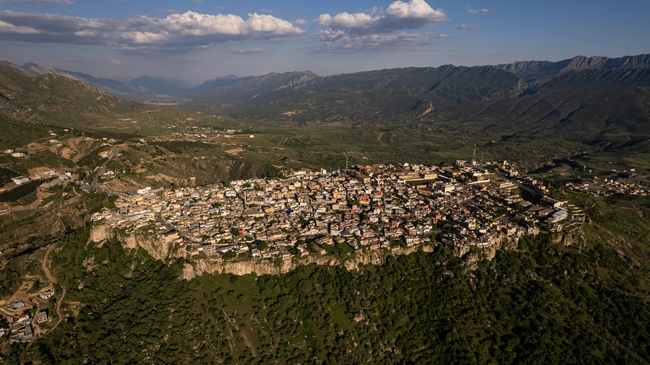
[28,223,650,364]
[0,258,22,297]
[0,178,52,202]
[0,167,19,186]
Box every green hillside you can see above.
[185,65,526,123]
[427,87,650,144]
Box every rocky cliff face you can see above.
[90,224,182,261]
[89,224,114,243]
[121,232,179,261]
[180,245,434,280]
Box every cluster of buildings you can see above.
[6,170,73,189]
[93,161,582,261]
[566,175,649,197]
[0,302,39,343]
[158,125,245,140]
[0,290,54,344]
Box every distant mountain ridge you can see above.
[497,54,650,83]
[535,68,650,94]
[192,71,320,101]
[186,65,526,123]
[194,75,245,92]
[22,62,189,96]
[22,62,83,82]
[0,61,150,127]
[7,53,650,125]
[129,75,188,95]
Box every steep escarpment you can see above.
[90,224,183,261]
[180,245,434,280]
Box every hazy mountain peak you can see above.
[0,61,39,78]
[129,75,188,95]
[22,62,82,81]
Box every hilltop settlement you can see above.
[92,160,586,262]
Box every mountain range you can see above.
[22,62,189,96]
[3,53,650,135]
[18,53,650,100]
[496,53,650,84]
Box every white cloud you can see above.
[294,18,308,25]
[466,5,494,14]
[259,8,273,14]
[316,30,446,52]
[0,0,74,4]
[110,59,122,64]
[232,48,263,54]
[315,12,377,29]
[313,0,449,51]
[386,0,444,19]
[74,30,95,37]
[457,24,480,31]
[315,0,448,35]
[0,19,40,34]
[0,10,305,55]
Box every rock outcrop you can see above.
[121,232,180,261]
[89,224,114,243]
[90,224,182,261]
[180,245,434,280]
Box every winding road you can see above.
[92,146,120,190]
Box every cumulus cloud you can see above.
[457,24,480,31]
[0,10,305,55]
[110,59,122,64]
[315,0,448,35]
[316,30,447,52]
[466,5,493,14]
[294,18,308,25]
[313,0,449,52]
[232,48,263,54]
[0,0,74,4]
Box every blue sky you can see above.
[0,0,648,84]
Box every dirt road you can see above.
[20,244,67,364]
[42,244,67,332]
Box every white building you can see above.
[12,176,30,185]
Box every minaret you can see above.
[346,155,349,170]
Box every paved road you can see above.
[0,205,41,216]
[0,200,54,216]
[77,182,128,198]
[92,146,120,190]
